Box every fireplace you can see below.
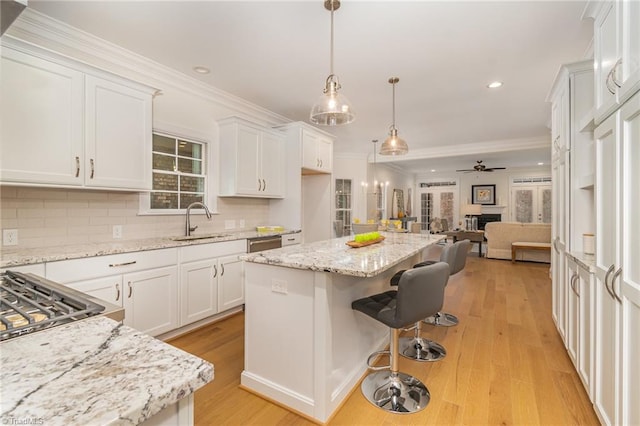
[478,214,501,230]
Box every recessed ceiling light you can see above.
[193,66,210,74]
[430,169,436,172]
[487,81,503,89]
[538,162,544,165]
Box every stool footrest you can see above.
[367,350,391,370]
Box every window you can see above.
[149,133,207,211]
[335,179,352,236]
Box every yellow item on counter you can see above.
[353,218,360,224]
[367,219,375,224]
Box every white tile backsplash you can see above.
[1,186,271,248]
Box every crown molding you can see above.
[6,9,291,127]
[373,136,550,164]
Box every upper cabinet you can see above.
[301,128,333,174]
[591,0,640,124]
[0,44,155,191]
[218,117,285,198]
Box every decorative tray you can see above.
[345,236,385,248]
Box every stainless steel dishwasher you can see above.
[247,235,282,253]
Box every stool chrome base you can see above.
[424,311,459,327]
[361,370,430,413]
[399,336,447,362]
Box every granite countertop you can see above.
[0,229,300,268]
[0,316,213,426]
[567,250,596,272]
[240,232,446,277]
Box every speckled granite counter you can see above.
[567,251,596,272]
[240,231,445,277]
[0,316,213,426]
[0,229,300,268]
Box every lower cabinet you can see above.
[178,239,246,327]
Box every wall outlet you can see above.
[3,229,18,246]
[271,279,288,295]
[239,219,245,228]
[112,225,122,239]
[224,220,235,230]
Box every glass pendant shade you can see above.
[380,77,408,156]
[380,128,409,155]
[310,75,355,125]
[309,0,355,126]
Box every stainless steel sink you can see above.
[170,233,231,241]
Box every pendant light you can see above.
[380,77,409,156]
[310,0,355,126]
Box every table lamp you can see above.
[461,204,482,230]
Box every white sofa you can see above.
[484,222,551,263]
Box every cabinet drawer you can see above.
[46,248,177,282]
[180,240,247,263]
[281,233,302,246]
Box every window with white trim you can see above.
[149,132,207,211]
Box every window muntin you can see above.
[150,133,206,210]
[335,179,352,236]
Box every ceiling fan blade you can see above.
[485,167,506,171]
[455,169,475,172]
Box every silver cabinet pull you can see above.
[115,283,120,301]
[611,267,623,303]
[213,264,218,278]
[612,58,623,88]
[262,179,266,192]
[571,273,580,297]
[109,261,137,267]
[604,264,616,300]
[75,156,80,177]
[90,158,95,179]
[221,264,225,276]
[606,70,617,95]
[127,281,132,298]
[257,179,262,191]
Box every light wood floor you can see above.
[168,256,599,425]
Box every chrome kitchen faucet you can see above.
[185,202,212,236]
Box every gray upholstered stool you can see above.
[388,243,458,362]
[352,262,450,413]
[418,239,470,327]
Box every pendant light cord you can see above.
[392,81,396,129]
[329,5,334,76]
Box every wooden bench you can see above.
[511,241,552,263]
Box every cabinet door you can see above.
[316,137,333,172]
[619,92,640,426]
[594,1,619,122]
[67,275,124,307]
[577,265,595,398]
[235,125,261,195]
[301,129,320,170]
[566,259,580,365]
[179,259,218,326]
[593,113,621,426]
[124,266,178,337]
[618,0,640,104]
[260,131,285,197]
[85,75,152,190]
[0,48,84,186]
[217,254,244,312]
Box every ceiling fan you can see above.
[456,160,506,173]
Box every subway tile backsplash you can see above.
[0,187,269,249]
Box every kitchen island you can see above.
[0,316,213,426]
[240,232,444,422]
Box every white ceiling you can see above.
[27,0,593,174]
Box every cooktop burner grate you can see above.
[0,271,105,341]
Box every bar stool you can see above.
[419,239,470,327]
[388,243,458,362]
[351,262,450,413]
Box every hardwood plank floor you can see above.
[168,256,599,425]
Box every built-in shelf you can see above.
[577,174,594,190]
[578,108,595,133]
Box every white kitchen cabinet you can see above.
[592,90,640,426]
[84,75,152,190]
[216,254,244,312]
[566,257,580,365]
[124,266,178,337]
[302,128,333,174]
[46,248,178,337]
[281,232,302,246]
[0,44,154,191]
[218,117,285,198]
[178,240,246,326]
[590,0,640,124]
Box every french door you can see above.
[511,184,552,223]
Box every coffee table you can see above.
[444,230,485,257]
